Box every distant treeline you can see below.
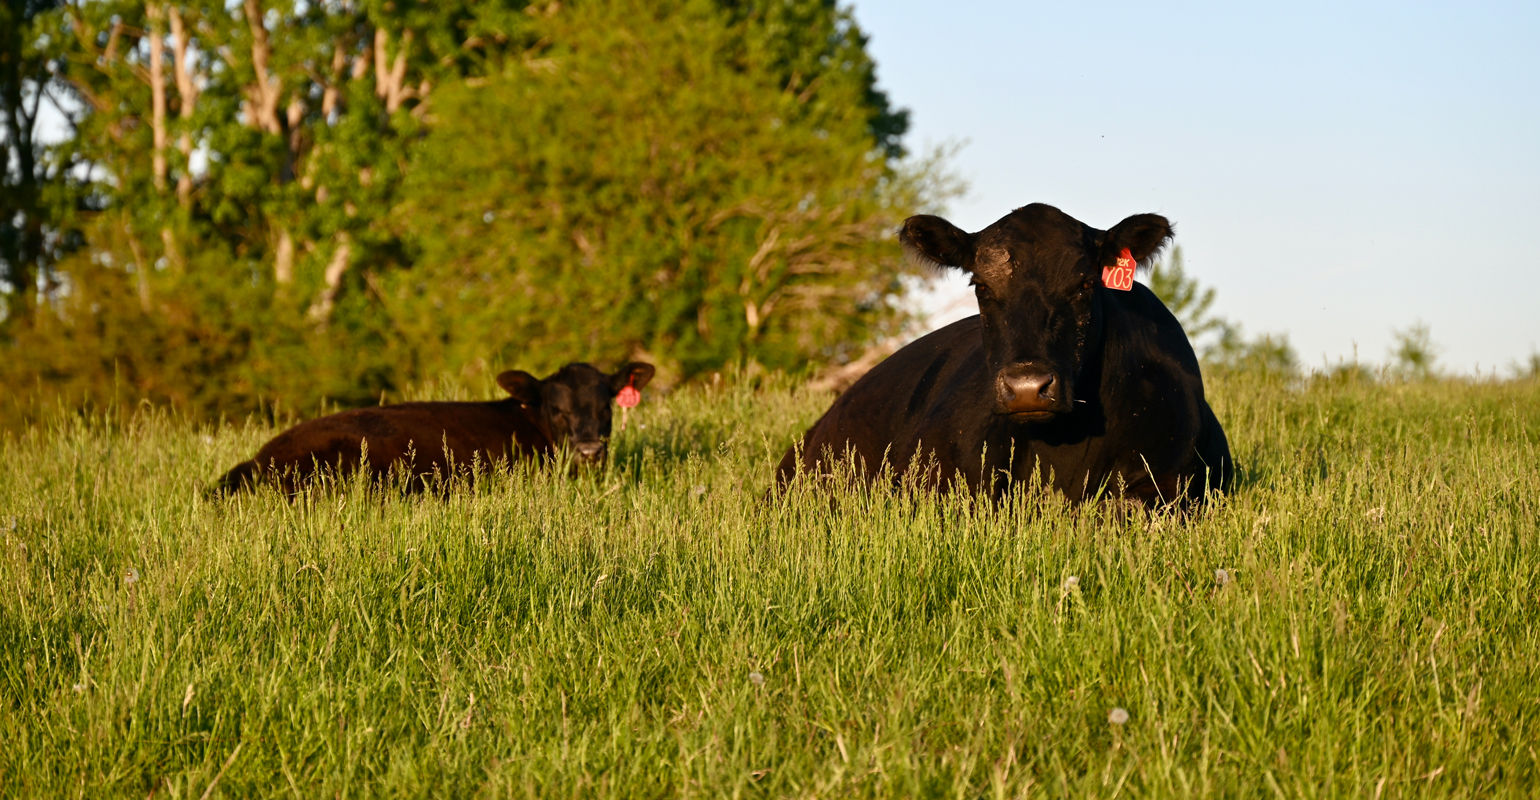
[0,0,946,428]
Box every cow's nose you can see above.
[996,369,1063,415]
[573,441,606,460]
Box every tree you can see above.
[1388,321,1438,380]
[393,0,932,380]
[715,0,908,158]
[0,0,68,326]
[2,1,541,421]
[0,0,939,428]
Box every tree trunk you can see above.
[242,1,296,290]
[1,28,43,325]
[169,6,198,208]
[147,5,168,191]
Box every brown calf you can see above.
[215,362,654,494]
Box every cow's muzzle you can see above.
[995,365,1071,419]
[572,440,607,466]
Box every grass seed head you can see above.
[1215,568,1231,587]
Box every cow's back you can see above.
[243,400,548,490]
[778,318,993,485]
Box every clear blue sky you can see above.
[851,0,1540,374]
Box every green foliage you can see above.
[1205,327,1300,376]
[716,0,909,158]
[1389,320,1439,380]
[392,0,926,380]
[3,374,1539,795]
[0,0,934,429]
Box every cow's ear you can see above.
[900,215,974,271]
[610,362,656,393]
[1101,213,1174,268]
[496,370,543,406]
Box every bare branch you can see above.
[321,39,345,119]
[373,28,414,113]
[352,37,371,80]
[242,0,282,134]
[168,7,198,113]
[387,31,412,112]
[373,28,388,98]
[274,227,294,284]
[104,19,124,63]
[308,234,352,323]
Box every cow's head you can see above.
[900,204,1172,422]
[496,362,656,465]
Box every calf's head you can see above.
[900,203,1172,421]
[495,361,656,465]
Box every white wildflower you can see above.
[124,568,141,586]
[1064,575,1079,591]
[1214,568,1231,587]
[748,671,765,686]
[1108,707,1129,725]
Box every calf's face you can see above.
[901,204,1172,422]
[496,362,656,465]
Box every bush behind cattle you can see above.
[3,370,1538,796]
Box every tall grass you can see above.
[2,372,1538,797]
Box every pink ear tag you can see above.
[616,381,641,433]
[1101,248,1136,291]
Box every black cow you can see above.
[216,362,655,494]
[777,204,1230,506]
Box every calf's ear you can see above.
[1100,213,1174,268]
[496,370,543,406]
[900,215,974,271]
[610,362,656,393]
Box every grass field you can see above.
[3,371,1539,797]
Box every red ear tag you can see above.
[1101,248,1136,291]
[616,385,641,409]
